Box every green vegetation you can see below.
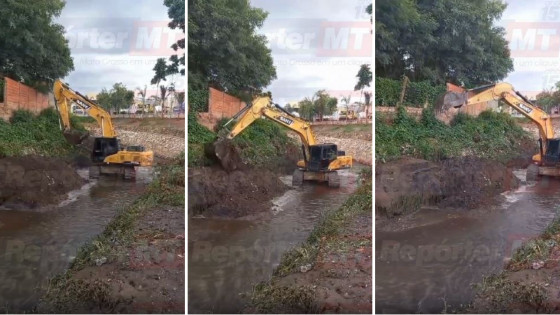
[96,83,134,114]
[0,0,74,87]
[187,112,216,166]
[226,119,295,167]
[375,106,532,163]
[467,273,547,313]
[188,0,276,92]
[507,208,560,270]
[0,108,75,157]
[250,169,372,313]
[375,77,446,107]
[188,112,298,168]
[188,88,209,112]
[376,0,512,86]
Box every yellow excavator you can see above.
[439,82,556,181]
[212,96,352,187]
[53,80,153,179]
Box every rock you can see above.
[95,256,107,266]
[300,264,312,273]
[532,260,545,270]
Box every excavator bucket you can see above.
[63,129,89,145]
[204,138,244,172]
[434,91,468,112]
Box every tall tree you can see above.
[96,83,134,113]
[151,58,168,109]
[164,0,185,76]
[376,0,513,86]
[188,0,276,92]
[0,0,74,86]
[355,64,372,104]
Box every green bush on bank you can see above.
[188,88,209,112]
[375,77,446,107]
[375,107,532,162]
[0,108,75,157]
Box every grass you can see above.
[466,273,547,313]
[40,152,185,311]
[0,108,78,157]
[250,168,372,312]
[375,106,533,163]
[507,207,560,270]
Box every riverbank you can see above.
[467,204,560,313]
[249,169,372,313]
[38,153,185,313]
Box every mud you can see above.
[188,167,288,218]
[375,157,520,217]
[273,212,372,313]
[205,139,245,172]
[0,156,86,208]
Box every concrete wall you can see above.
[0,77,51,120]
[208,87,245,119]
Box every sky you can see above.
[56,0,184,97]
[250,0,372,106]
[55,1,369,104]
[499,0,560,97]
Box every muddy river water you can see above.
[376,169,560,313]
[0,168,151,312]
[188,165,368,313]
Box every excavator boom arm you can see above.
[227,96,317,147]
[53,80,116,138]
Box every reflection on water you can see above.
[188,166,367,314]
[0,167,151,312]
[376,170,560,313]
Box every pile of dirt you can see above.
[188,167,289,218]
[0,156,86,208]
[376,157,520,217]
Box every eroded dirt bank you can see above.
[39,157,185,313]
[188,166,288,218]
[0,155,85,208]
[249,170,372,313]
[376,157,520,217]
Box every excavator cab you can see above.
[92,137,120,163]
[543,138,560,165]
[307,144,338,172]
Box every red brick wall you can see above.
[0,77,50,120]
[208,87,245,119]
